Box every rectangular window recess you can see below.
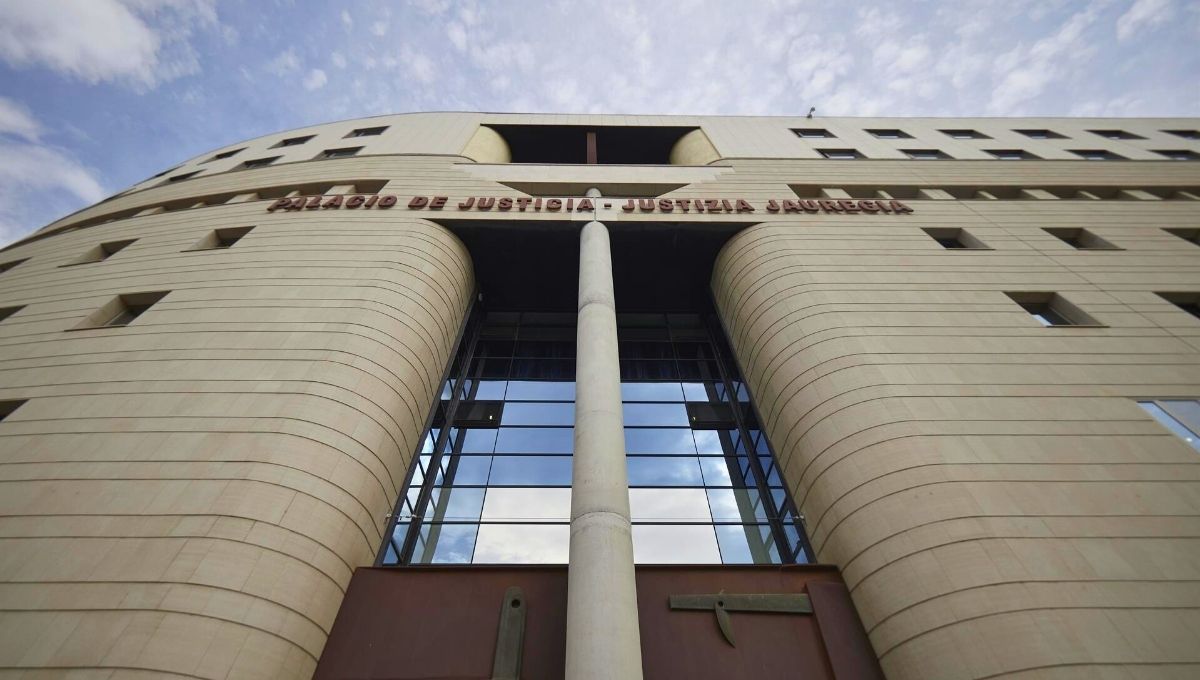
[75,291,169,329]
[273,135,315,147]
[487,124,699,164]
[1137,400,1200,451]
[1155,150,1200,161]
[684,401,753,429]
[0,399,27,421]
[188,226,254,251]
[1015,129,1067,140]
[792,128,834,138]
[903,149,951,160]
[0,305,24,323]
[1089,129,1144,140]
[941,129,990,139]
[165,171,200,183]
[241,156,281,169]
[987,149,1040,160]
[818,148,863,160]
[206,148,244,161]
[438,400,504,428]
[318,146,363,160]
[1163,130,1200,140]
[1164,228,1200,245]
[1071,149,1126,161]
[0,258,28,274]
[922,227,988,249]
[347,126,388,137]
[1157,292,1200,319]
[1043,228,1121,250]
[867,129,912,139]
[62,239,136,266]
[1005,292,1101,327]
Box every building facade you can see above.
[1,113,1199,679]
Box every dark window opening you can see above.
[987,149,1040,160]
[941,129,990,139]
[273,135,314,147]
[1071,149,1126,161]
[793,128,834,138]
[318,146,363,160]
[923,227,988,249]
[165,171,200,183]
[0,306,23,323]
[241,156,281,169]
[1043,227,1120,250]
[63,239,136,266]
[904,149,951,160]
[1005,292,1099,327]
[206,148,244,162]
[189,226,254,251]
[0,399,27,421]
[1165,228,1200,245]
[818,148,863,160]
[1158,292,1200,320]
[347,126,388,137]
[1089,129,1144,140]
[1163,130,1200,140]
[868,129,912,139]
[487,124,698,164]
[77,291,169,329]
[1015,129,1067,140]
[1155,150,1200,161]
[0,259,27,274]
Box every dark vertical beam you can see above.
[586,131,598,164]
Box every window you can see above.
[1043,228,1120,250]
[0,306,23,323]
[1165,228,1200,245]
[273,135,314,147]
[0,399,27,422]
[867,129,912,139]
[150,166,180,178]
[188,226,254,251]
[903,149,951,160]
[793,128,834,138]
[1005,292,1099,327]
[922,227,988,249]
[206,148,244,162]
[317,146,362,160]
[940,129,990,139]
[241,156,280,169]
[347,126,388,137]
[0,259,27,275]
[1163,130,1200,140]
[987,149,1040,160]
[1071,149,1126,160]
[165,171,200,183]
[63,239,136,266]
[818,148,862,160]
[1138,400,1200,451]
[1157,292,1200,319]
[1089,129,1144,140]
[488,124,698,164]
[1015,129,1066,140]
[1154,150,1200,161]
[77,291,169,329]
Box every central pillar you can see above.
[565,217,644,680]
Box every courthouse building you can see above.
[1,113,1199,679]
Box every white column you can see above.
[565,215,644,680]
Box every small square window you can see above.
[1015,129,1067,140]
[150,166,181,179]
[1164,228,1200,245]
[987,149,1040,160]
[63,239,136,267]
[1005,292,1099,327]
[0,259,27,275]
[1163,130,1200,140]
[794,128,834,139]
[818,148,862,159]
[0,399,27,421]
[347,126,388,137]
[206,148,244,162]
[274,135,315,147]
[165,171,200,183]
[1154,150,1200,161]
[1043,228,1120,250]
[922,227,988,249]
[1157,292,1200,319]
[241,156,281,169]
[1088,129,1145,140]
[1071,149,1126,161]
[940,129,990,140]
[77,291,169,329]
[867,129,912,139]
[188,226,254,251]
[903,149,951,160]
[0,305,23,323]
[317,146,362,160]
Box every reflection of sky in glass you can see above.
[629,488,712,522]
[488,456,572,485]
[698,457,734,486]
[503,402,575,426]
[707,488,767,523]
[447,456,491,485]
[623,402,690,427]
[495,427,574,453]
[506,381,576,401]
[1140,401,1200,450]
[715,524,776,564]
[461,428,498,453]
[691,430,725,454]
[414,523,477,564]
[425,487,484,521]
[627,457,704,486]
[624,428,696,454]
[621,382,684,402]
[633,525,721,563]
[473,524,570,563]
[482,487,571,521]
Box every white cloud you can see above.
[303,68,327,90]
[0,97,41,142]
[1117,0,1173,41]
[341,9,352,28]
[446,22,468,51]
[371,21,388,37]
[0,141,106,245]
[331,51,347,69]
[267,48,300,75]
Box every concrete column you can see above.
[565,216,644,680]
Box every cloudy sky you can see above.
[0,0,1197,244]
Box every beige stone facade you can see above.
[1,113,1199,678]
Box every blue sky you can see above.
[0,0,1197,244]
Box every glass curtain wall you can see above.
[380,307,811,565]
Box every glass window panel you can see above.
[620,360,678,381]
[412,523,477,564]
[627,457,704,486]
[511,358,574,380]
[1160,400,1200,436]
[672,342,711,359]
[623,402,690,427]
[469,357,511,379]
[488,456,572,486]
[473,380,507,400]
[681,382,713,401]
[515,340,575,358]
[482,488,571,522]
[440,380,455,400]
[495,427,574,453]
[624,428,696,454]
[505,381,576,401]
[502,402,575,426]
[733,381,750,402]
[423,487,485,522]
[678,360,721,381]
[633,524,721,563]
[473,523,570,564]
[692,429,726,455]
[444,455,491,486]
[476,339,514,357]
[715,524,779,564]
[698,457,734,486]
[619,340,674,359]
[461,428,498,453]
[629,488,713,522]
[1139,401,1200,450]
[771,488,789,515]
[707,488,768,522]
[621,382,684,402]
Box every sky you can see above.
[0,0,1197,245]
